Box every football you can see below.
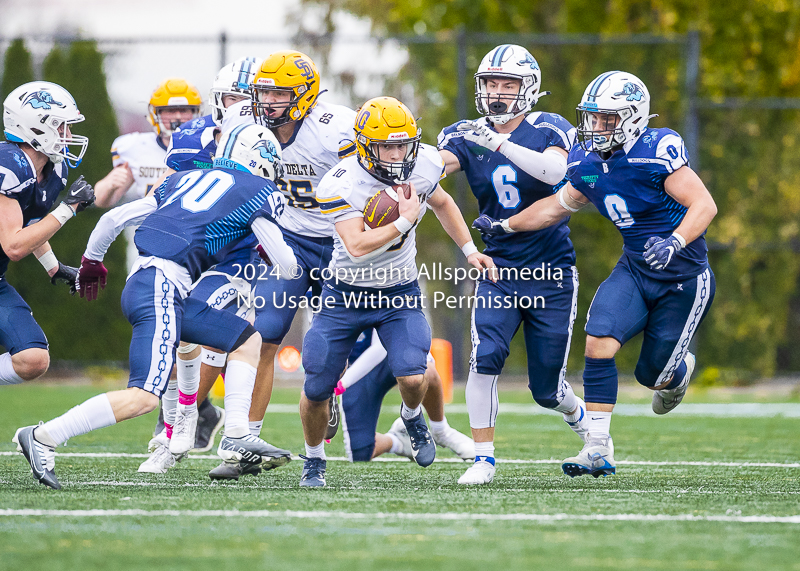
[363,183,412,229]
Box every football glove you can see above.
[457,120,510,153]
[77,256,108,301]
[643,235,683,270]
[472,214,512,237]
[50,262,78,295]
[62,175,96,213]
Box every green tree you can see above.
[1,38,34,100]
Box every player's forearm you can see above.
[508,198,569,232]
[673,196,718,244]
[343,224,402,258]
[1,215,65,262]
[32,242,59,277]
[498,143,567,186]
[430,196,473,249]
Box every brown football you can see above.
[363,184,412,229]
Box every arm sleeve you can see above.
[84,195,158,261]
[251,216,298,277]
[339,330,388,389]
[498,143,568,186]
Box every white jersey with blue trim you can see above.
[109,132,169,204]
[316,144,445,288]
[222,99,357,238]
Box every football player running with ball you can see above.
[473,71,717,478]
[438,45,589,485]
[297,97,495,487]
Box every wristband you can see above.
[51,202,75,226]
[671,232,687,249]
[394,216,414,235]
[557,186,582,213]
[36,250,58,273]
[461,241,479,258]
[501,218,515,234]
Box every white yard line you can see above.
[0,508,797,524]
[1,451,798,468]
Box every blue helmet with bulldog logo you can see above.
[576,71,656,152]
[214,123,284,182]
[3,81,88,166]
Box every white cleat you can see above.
[562,434,615,478]
[170,405,199,455]
[433,426,475,460]
[13,423,55,471]
[457,457,496,485]
[138,432,184,474]
[387,417,414,459]
[653,352,695,415]
[563,397,590,442]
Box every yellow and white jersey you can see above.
[110,132,169,204]
[316,144,445,288]
[222,99,357,238]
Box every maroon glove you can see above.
[256,244,272,266]
[78,256,108,301]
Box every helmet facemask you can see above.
[475,74,536,125]
[51,117,89,167]
[576,107,633,152]
[152,105,201,137]
[357,135,421,185]
[252,86,307,129]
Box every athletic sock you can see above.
[249,420,263,438]
[554,383,581,417]
[162,378,178,435]
[466,371,499,429]
[37,394,117,446]
[401,402,422,420]
[0,352,25,385]
[587,411,612,440]
[474,440,495,462]
[387,432,404,455]
[304,441,326,460]
[177,354,201,401]
[429,417,450,438]
[582,357,619,405]
[223,360,257,439]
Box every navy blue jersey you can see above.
[438,112,576,268]
[165,114,218,171]
[0,142,68,275]
[567,127,708,281]
[135,168,282,282]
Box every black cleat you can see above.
[14,426,61,490]
[194,399,225,452]
[218,434,291,469]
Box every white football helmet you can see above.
[209,57,261,124]
[213,123,284,182]
[3,81,88,167]
[576,71,656,152]
[474,44,545,125]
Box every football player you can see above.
[94,78,201,268]
[473,71,717,478]
[209,50,360,480]
[14,125,296,490]
[0,81,94,387]
[338,328,474,462]
[297,96,495,487]
[438,45,589,485]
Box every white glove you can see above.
[457,121,510,153]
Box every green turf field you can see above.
[1,384,798,571]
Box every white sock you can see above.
[387,432,404,455]
[177,354,201,399]
[401,402,422,420]
[162,379,178,430]
[466,372,499,429]
[474,440,495,459]
[429,417,450,438]
[0,352,24,385]
[587,411,612,440]
[554,383,580,415]
[224,360,257,438]
[249,420,263,437]
[305,441,326,459]
[37,394,117,446]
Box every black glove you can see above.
[62,175,95,213]
[50,262,78,295]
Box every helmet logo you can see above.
[614,82,644,102]
[356,110,371,130]
[22,90,66,110]
[387,132,409,140]
[252,139,278,163]
[517,53,539,70]
[294,59,315,81]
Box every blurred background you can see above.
[2,0,800,387]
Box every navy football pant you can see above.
[0,279,48,354]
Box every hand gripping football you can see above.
[363,183,411,229]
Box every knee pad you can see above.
[177,343,199,355]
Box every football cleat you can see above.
[138,431,185,474]
[401,410,436,467]
[208,460,263,481]
[563,397,590,442]
[432,426,475,460]
[13,423,54,471]
[299,455,327,488]
[653,352,695,415]
[387,417,414,459]
[457,457,496,485]
[194,400,225,452]
[325,395,340,441]
[170,405,199,455]
[561,434,616,478]
[217,434,291,469]
[14,425,60,490]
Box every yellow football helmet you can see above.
[354,96,421,184]
[147,78,202,136]
[251,50,320,128]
